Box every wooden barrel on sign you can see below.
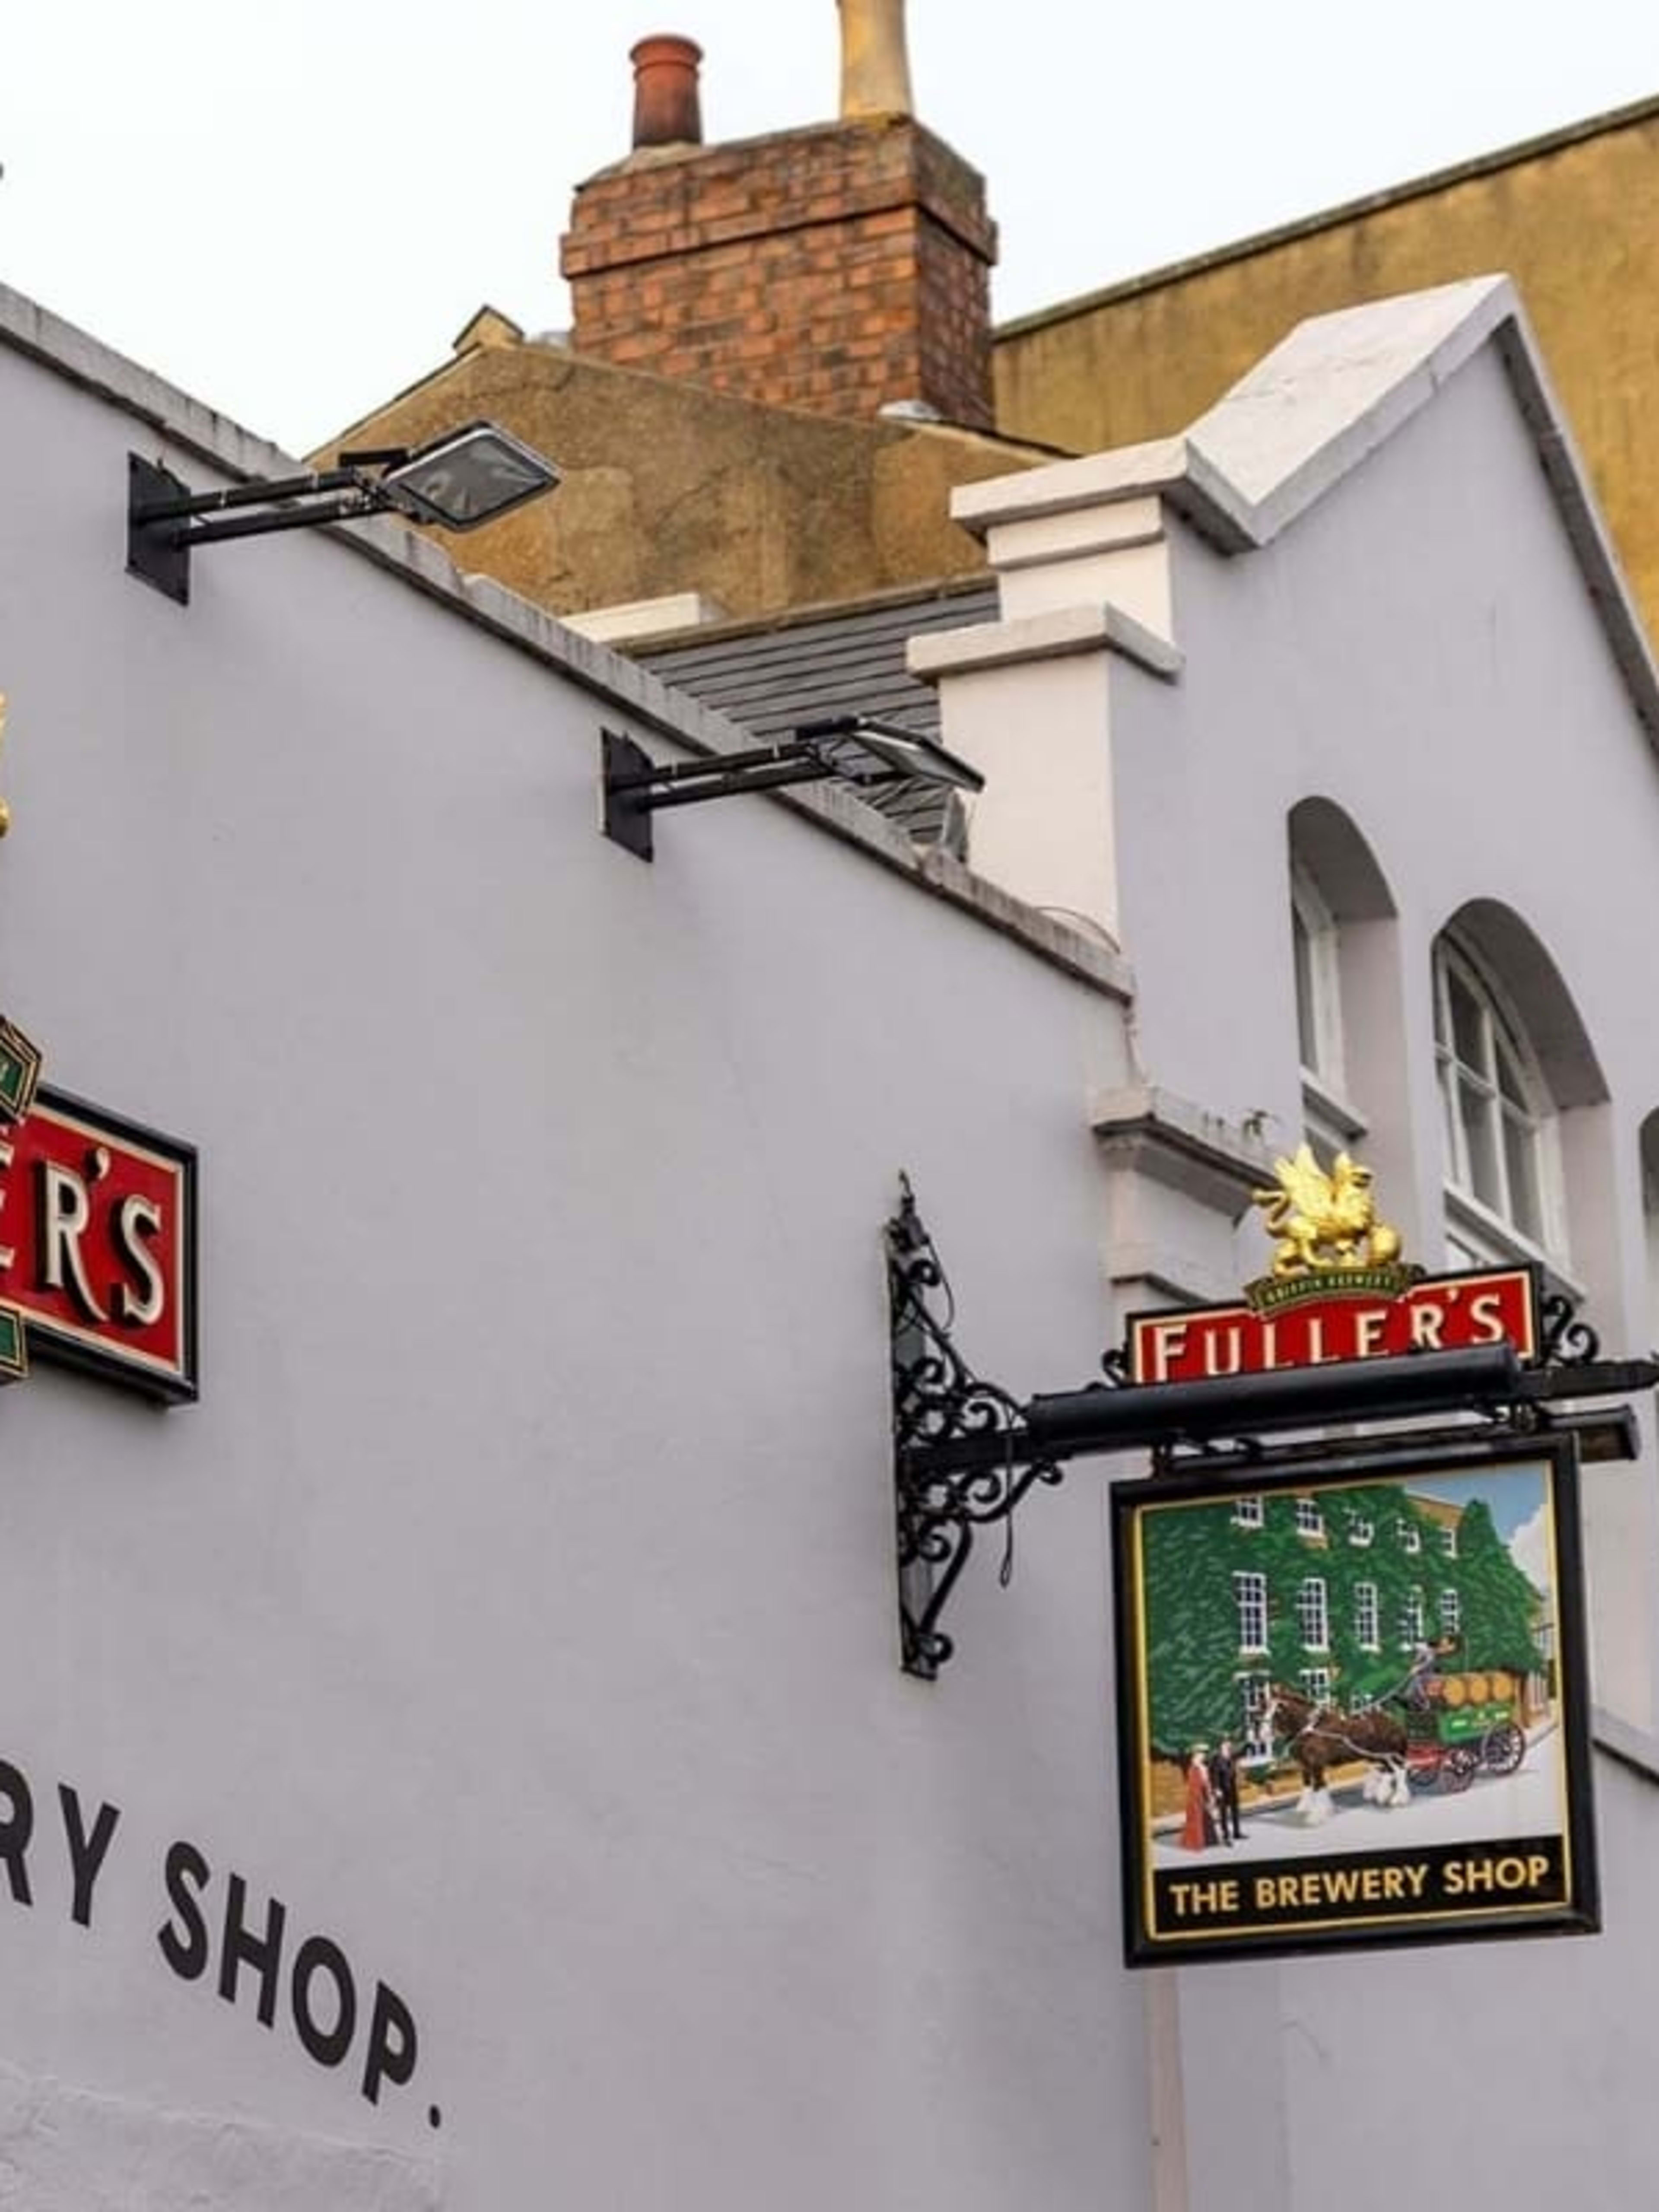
[1442,1675,1468,1707]
[1465,1672,1489,1703]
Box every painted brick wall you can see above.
[560,116,996,428]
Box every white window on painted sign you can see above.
[1297,1576,1329,1653]
[1354,1581,1380,1652]
[1234,1571,1268,1654]
[1239,1673,1273,1757]
[1400,1586,1426,1645]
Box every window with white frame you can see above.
[1232,1495,1264,1530]
[1348,1512,1373,1548]
[1234,1571,1268,1654]
[1297,1576,1329,1652]
[1354,1581,1380,1651]
[1433,936,1557,1260]
[1400,1586,1425,1645]
[1291,864,1364,1163]
[1395,1516,1421,1556]
[1292,867,1341,1088]
[1294,1497,1324,1540]
[1440,1589,1462,1638]
[1239,1673,1273,1756]
[1299,1665,1335,1705]
[1440,1523,1458,1560]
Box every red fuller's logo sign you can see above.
[0,1017,197,1402]
[1129,1146,1538,1385]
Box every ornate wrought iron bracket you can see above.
[887,1176,1073,1677]
[887,1179,1659,1679]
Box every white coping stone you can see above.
[907,601,1182,683]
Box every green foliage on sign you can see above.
[1449,1498,1544,1675]
[1138,1478,1544,1758]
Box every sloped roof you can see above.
[954,276,1659,744]
[630,577,999,846]
[631,578,996,738]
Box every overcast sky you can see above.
[3,3,1654,454]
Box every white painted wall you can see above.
[932,295,1659,2212]
[0,314,1145,2212]
[15,267,1659,2212]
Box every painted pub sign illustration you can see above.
[1112,1148,1599,1964]
[0,1014,197,1402]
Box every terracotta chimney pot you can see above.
[631,35,704,149]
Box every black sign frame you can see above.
[1112,1429,1598,1966]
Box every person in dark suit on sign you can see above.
[1211,1735,1244,1843]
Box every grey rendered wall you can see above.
[0,331,1144,2210]
[1108,343,1659,2210]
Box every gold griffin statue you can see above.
[838,0,913,117]
[1252,1145,1403,1279]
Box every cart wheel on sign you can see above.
[1483,1723,1526,1775]
[1443,1745,1480,1792]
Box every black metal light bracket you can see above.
[127,426,559,607]
[601,716,985,862]
[886,1179,1659,1678]
[127,451,410,606]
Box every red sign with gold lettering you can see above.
[1129,1268,1538,1387]
[0,1086,197,1401]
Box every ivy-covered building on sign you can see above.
[1140,1480,1548,1759]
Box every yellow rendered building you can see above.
[994,94,1659,636]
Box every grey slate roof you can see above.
[629,578,999,850]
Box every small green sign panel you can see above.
[0,1016,41,1125]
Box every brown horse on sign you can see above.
[1263,1683,1412,1824]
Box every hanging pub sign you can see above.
[1111,1434,1598,1963]
[0,1015,197,1403]
[1110,1147,1599,1964]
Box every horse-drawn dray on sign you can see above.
[1262,1669,1530,1818]
[1402,1671,1528,1794]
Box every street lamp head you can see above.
[795,715,985,794]
[380,423,562,532]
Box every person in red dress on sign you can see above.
[1180,1745,1218,1850]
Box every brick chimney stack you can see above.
[559,39,998,430]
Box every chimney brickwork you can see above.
[560,117,997,429]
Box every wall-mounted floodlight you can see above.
[127,422,560,605]
[601,713,985,861]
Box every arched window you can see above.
[1291,863,1343,1094]
[1432,935,1557,1262]
[1285,801,1396,1169]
